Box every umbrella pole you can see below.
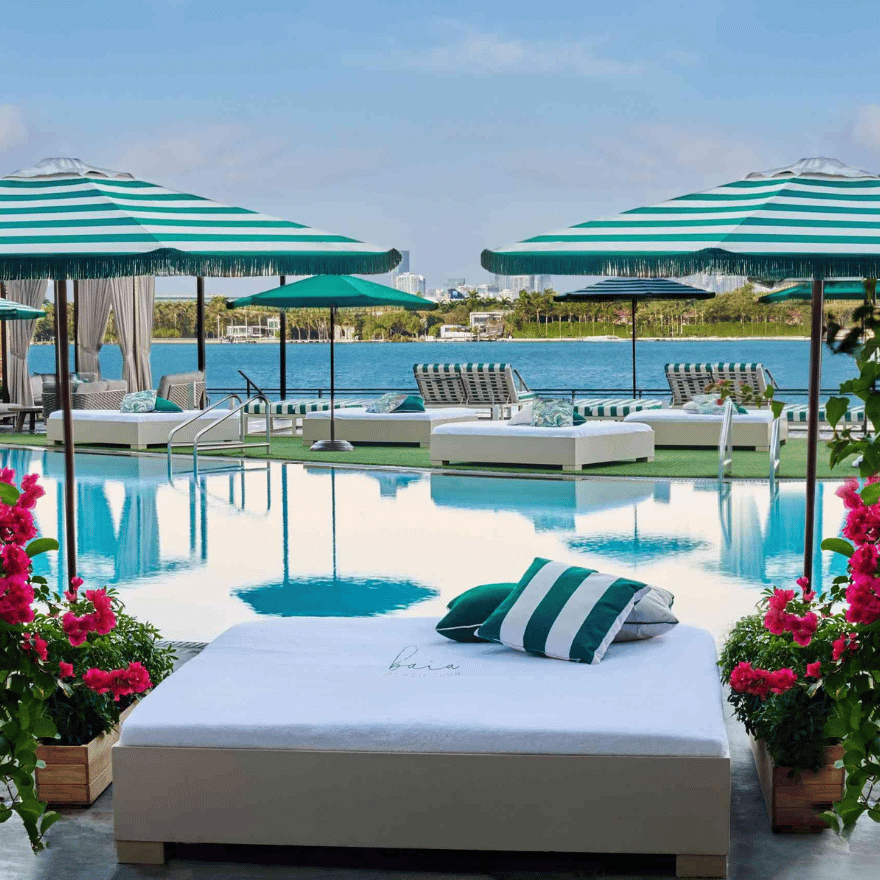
[0,282,7,404]
[310,306,354,452]
[279,276,287,400]
[803,271,825,581]
[631,298,637,398]
[55,279,78,584]
[196,277,206,376]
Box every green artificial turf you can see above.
[0,432,845,480]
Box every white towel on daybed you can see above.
[431,420,654,439]
[121,617,728,758]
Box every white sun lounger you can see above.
[623,408,786,451]
[429,419,655,469]
[46,409,241,450]
[302,406,480,447]
[113,616,730,877]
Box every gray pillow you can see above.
[614,587,678,642]
[157,371,204,402]
[72,380,109,394]
[104,379,128,392]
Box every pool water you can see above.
[1,447,848,642]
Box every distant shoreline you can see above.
[142,335,813,345]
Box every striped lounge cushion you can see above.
[476,557,650,664]
[243,398,368,415]
[573,398,665,418]
[784,403,866,423]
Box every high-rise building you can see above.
[394,273,426,296]
[506,275,535,294]
[447,278,466,289]
[535,275,552,292]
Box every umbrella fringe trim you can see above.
[0,249,402,280]
[481,248,880,279]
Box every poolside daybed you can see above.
[46,409,240,450]
[113,616,730,877]
[429,419,654,469]
[623,408,786,451]
[302,406,480,447]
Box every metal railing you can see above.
[167,394,271,479]
[718,400,734,482]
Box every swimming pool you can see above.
[1,446,848,642]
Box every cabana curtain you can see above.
[4,278,47,405]
[110,275,154,392]
[76,279,113,378]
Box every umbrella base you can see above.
[310,439,355,452]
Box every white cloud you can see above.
[0,105,28,151]
[348,22,642,80]
[853,104,880,150]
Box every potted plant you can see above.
[34,589,175,805]
[0,469,173,852]
[719,599,843,832]
[702,378,784,415]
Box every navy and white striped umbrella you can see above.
[555,278,714,396]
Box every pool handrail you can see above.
[167,394,242,481]
[718,399,734,482]
[190,394,271,478]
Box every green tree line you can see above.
[29,285,861,344]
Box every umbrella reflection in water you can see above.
[235,466,437,617]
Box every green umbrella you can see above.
[0,293,45,406]
[228,275,436,451]
[757,281,868,303]
[482,156,880,580]
[0,157,400,582]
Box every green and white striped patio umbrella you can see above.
[0,158,400,279]
[483,157,880,582]
[482,158,880,279]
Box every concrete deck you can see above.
[2,649,878,880]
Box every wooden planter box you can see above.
[35,703,136,806]
[749,736,844,832]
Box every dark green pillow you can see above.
[573,411,586,425]
[394,394,426,413]
[154,395,183,413]
[436,583,515,642]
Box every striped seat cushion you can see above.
[476,557,651,664]
[784,403,866,423]
[573,398,665,418]
[243,398,369,415]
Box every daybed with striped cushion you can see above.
[243,397,372,434]
[113,616,730,877]
[573,397,665,419]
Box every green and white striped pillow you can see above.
[476,558,651,663]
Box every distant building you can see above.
[535,275,552,292]
[469,311,507,337]
[439,324,472,340]
[393,273,426,296]
[447,277,466,289]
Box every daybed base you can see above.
[114,747,729,877]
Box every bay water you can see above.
[28,339,859,399]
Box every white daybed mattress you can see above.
[432,419,653,439]
[121,616,728,758]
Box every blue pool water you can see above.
[1,447,848,642]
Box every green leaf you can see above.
[860,482,880,506]
[0,482,20,506]
[821,537,855,558]
[825,396,850,428]
[39,811,62,834]
[866,394,880,432]
[25,537,59,559]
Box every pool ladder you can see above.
[167,394,271,480]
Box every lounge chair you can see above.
[157,371,207,409]
[414,363,535,417]
[784,402,866,426]
[42,376,129,420]
[624,407,786,451]
[664,362,777,406]
[113,616,730,877]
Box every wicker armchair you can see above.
[157,372,207,409]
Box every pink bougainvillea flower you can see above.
[806,661,822,679]
[82,662,152,701]
[835,478,863,510]
[21,632,48,662]
[58,661,74,678]
[768,668,798,694]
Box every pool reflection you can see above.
[0,447,849,641]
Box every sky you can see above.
[4,0,880,296]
